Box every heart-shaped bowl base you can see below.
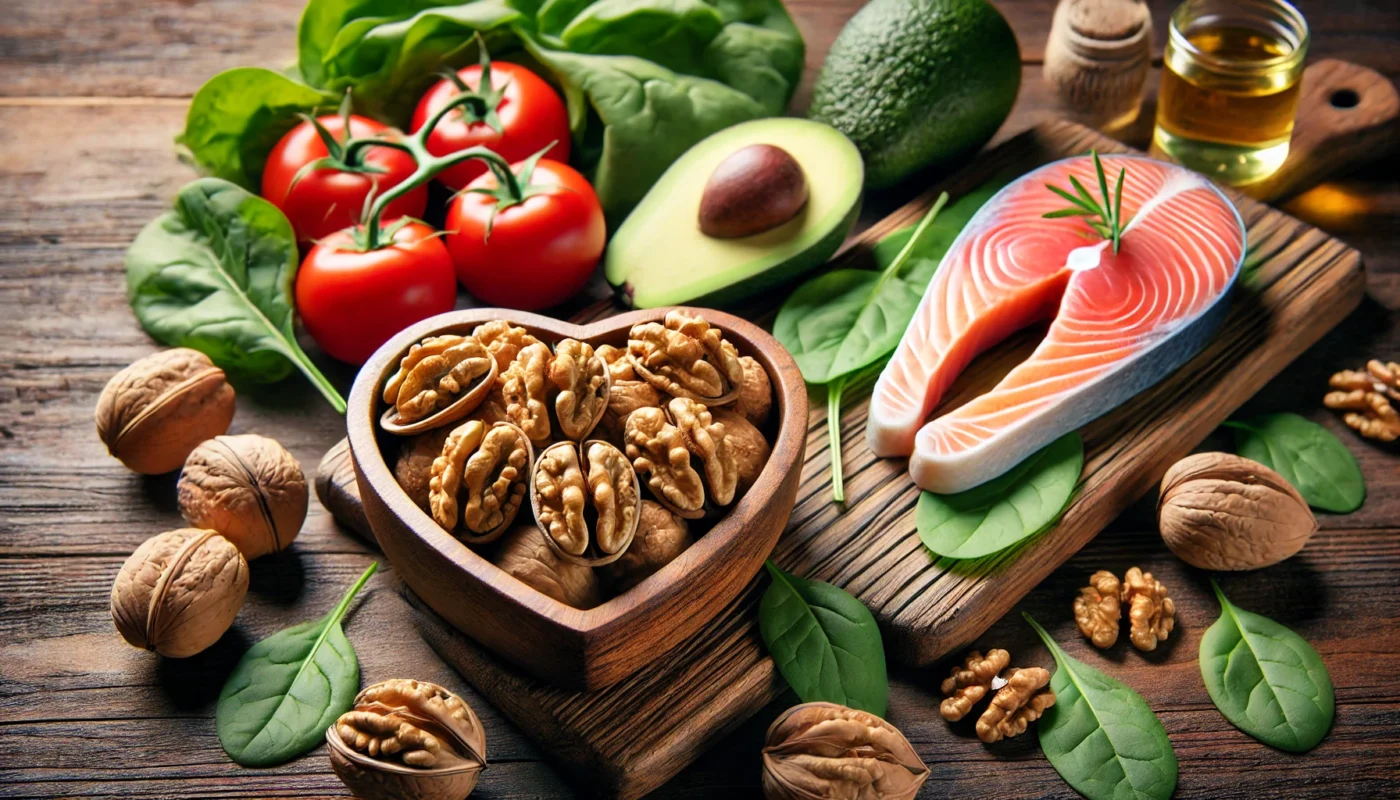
[347,307,807,691]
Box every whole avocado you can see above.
[809,0,1021,188]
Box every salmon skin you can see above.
[868,155,1246,494]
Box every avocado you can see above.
[605,117,863,309]
[807,0,1021,189]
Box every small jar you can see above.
[1152,0,1309,185]
[1043,0,1154,134]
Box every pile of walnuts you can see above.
[384,310,775,608]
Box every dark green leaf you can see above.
[125,178,345,412]
[758,561,887,717]
[1200,581,1334,752]
[1026,614,1178,800]
[916,432,1083,559]
[217,562,377,766]
[1226,413,1366,512]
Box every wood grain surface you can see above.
[2,0,1399,798]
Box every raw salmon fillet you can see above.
[868,155,1245,494]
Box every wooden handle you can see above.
[1245,59,1400,202]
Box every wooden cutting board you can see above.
[326,111,1378,797]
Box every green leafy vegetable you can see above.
[1224,412,1365,513]
[217,562,377,766]
[1026,613,1178,800]
[125,178,346,412]
[758,560,888,717]
[1200,581,1334,752]
[916,432,1082,559]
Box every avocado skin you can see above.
[808,0,1021,189]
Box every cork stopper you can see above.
[1066,0,1149,43]
[1044,0,1153,131]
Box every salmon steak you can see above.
[868,155,1246,494]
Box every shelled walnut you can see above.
[110,528,248,658]
[628,309,745,404]
[603,501,693,592]
[939,649,1010,721]
[472,319,542,373]
[1122,567,1174,652]
[497,341,553,446]
[494,523,602,608]
[548,338,609,441]
[428,421,532,544]
[939,648,1055,744]
[177,434,308,559]
[328,679,486,800]
[382,335,497,430]
[95,348,236,474]
[596,343,662,442]
[624,399,741,518]
[530,440,640,566]
[1326,360,1400,441]
[1074,570,1122,648]
[761,702,929,800]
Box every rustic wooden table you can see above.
[3,1,1398,797]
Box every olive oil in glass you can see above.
[1153,0,1308,185]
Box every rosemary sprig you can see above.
[1043,150,1127,254]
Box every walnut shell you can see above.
[494,523,602,608]
[381,335,497,433]
[395,428,453,511]
[95,348,236,474]
[110,528,249,658]
[762,702,929,800]
[1158,452,1317,571]
[329,678,486,800]
[603,500,693,593]
[177,434,308,560]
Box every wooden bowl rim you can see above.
[346,306,806,639]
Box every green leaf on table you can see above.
[1200,581,1334,752]
[1026,613,1178,800]
[217,562,378,766]
[758,561,888,717]
[1225,412,1365,512]
[125,178,346,412]
[916,432,1083,559]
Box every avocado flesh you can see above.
[605,118,863,309]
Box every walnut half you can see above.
[762,702,929,800]
[382,335,497,432]
[624,399,742,517]
[428,421,532,545]
[530,440,641,566]
[628,309,745,404]
[548,338,609,441]
[1122,567,1175,652]
[1074,570,1122,648]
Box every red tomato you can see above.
[262,115,427,244]
[411,61,571,191]
[444,159,605,311]
[296,221,457,364]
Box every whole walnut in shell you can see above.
[1158,452,1317,571]
[110,528,249,658]
[733,355,773,427]
[177,434,308,560]
[96,348,236,474]
[328,678,486,800]
[603,500,693,592]
[762,702,929,800]
[395,428,453,511]
[710,408,770,493]
[494,523,602,608]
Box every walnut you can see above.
[498,342,552,446]
[428,421,532,545]
[530,441,640,566]
[548,338,609,441]
[1121,567,1175,652]
[603,500,693,592]
[395,428,453,511]
[177,434,308,559]
[975,667,1055,744]
[382,335,496,429]
[628,309,744,403]
[110,528,249,658]
[939,649,1010,721]
[1326,360,1400,441]
[494,523,602,608]
[328,678,486,800]
[668,397,738,507]
[596,343,663,443]
[624,406,705,518]
[1158,452,1316,570]
[1074,570,1122,648]
[711,408,770,493]
[471,319,542,373]
[733,355,773,427]
[761,702,929,800]
[95,348,236,474]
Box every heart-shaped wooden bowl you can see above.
[347,307,807,691]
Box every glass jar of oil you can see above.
[1153,0,1308,185]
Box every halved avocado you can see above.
[605,118,863,309]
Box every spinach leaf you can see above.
[558,0,725,76]
[1026,613,1178,800]
[177,68,335,190]
[916,432,1082,559]
[758,561,888,717]
[125,178,346,412]
[1200,581,1334,752]
[1225,412,1365,513]
[217,562,377,767]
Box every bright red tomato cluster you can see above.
[261,52,604,366]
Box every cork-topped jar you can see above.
[1044,0,1154,133]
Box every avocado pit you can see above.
[698,144,809,239]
